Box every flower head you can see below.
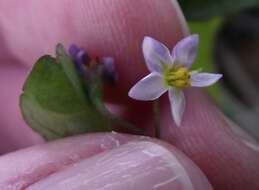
[128,35,222,126]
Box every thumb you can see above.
[0,133,213,190]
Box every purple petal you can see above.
[172,34,199,68]
[190,72,222,87]
[68,44,80,58]
[143,37,174,73]
[75,49,89,65]
[69,44,90,66]
[128,73,168,101]
[168,88,185,127]
[68,44,91,75]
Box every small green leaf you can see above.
[56,44,89,105]
[20,55,111,141]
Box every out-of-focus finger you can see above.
[0,133,137,189]
[26,137,212,190]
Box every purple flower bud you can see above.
[68,44,91,75]
[76,49,90,66]
[68,44,117,85]
[100,57,118,83]
[68,44,80,58]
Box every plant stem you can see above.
[153,99,160,138]
[108,114,144,135]
[94,99,144,135]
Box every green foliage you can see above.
[20,44,143,140]
[20,47,111,141]
[179,0,259,21]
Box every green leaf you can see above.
[56,44,89,105]
[179,0,259,21]
[20,55,111,141]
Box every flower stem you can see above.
[153,99,160,138]
[107,114,144,135]
[93,99,144,135]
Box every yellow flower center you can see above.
[163,65,191,88]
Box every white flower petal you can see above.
[143,36,174,73]
[172,34,199,68]
[190,72,223,87]
[168,88,185,127]
[128,73,168,101]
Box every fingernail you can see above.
[0,133,136,189]
[28,141,212,190]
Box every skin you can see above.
[0,0,259,189]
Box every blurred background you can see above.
[178,0,259,140]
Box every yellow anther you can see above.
[174,67,190,79]
[171,80,191,88]
[163,65,191,88]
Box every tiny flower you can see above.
[128,35,222,127]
